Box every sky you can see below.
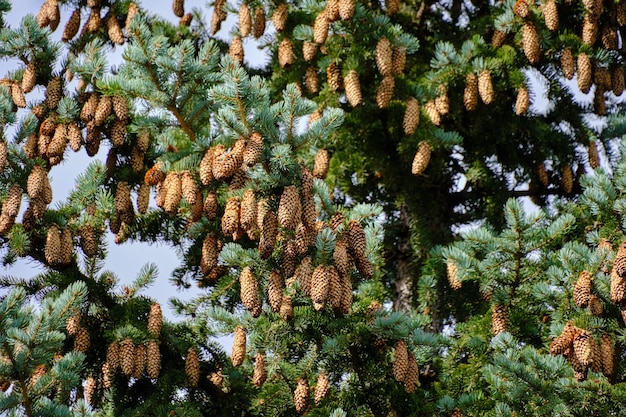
[0,0,268,341]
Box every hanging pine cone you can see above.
[232,326,246,367]
[60,228,73,264]
[334,239,350,277]
[491,29,506,47]
[146,340,161,378]
[252,352,267,387]
[296,256,314,296]
[313,11,329,44]
[514,0,530,18]
[577,53,592,94]
[574,271,592,308]
[147,302,162,338]
[47,123,68,159]
[338,0,355,19]
[303,41,317,62]
[588,141,599,169]
[600,333,614,377]
[120,338,135,376]
[582,14,598,46]
[106,14,124,45]
[84,375,96,404]
[213,139,245,180]
[79,224,98,257]
[376,37,393,77]
[344,70,362,107]
[267,269,283,312]
[404,352,420,393]
[492,303,508,336]
[228,35,244,64]
[340,275,352,315]
[259,211,278,259]
[478,70,494,104]
[313,148,330,179]
[46,77,62,109]
[133,343,146,379]
[573,330,594,367]
[74,327,90,353]
[328,266,343,314]
[278,186,301,231]
[66,313,81,336]
[10,83,26,108]
[304,66,319,95]
[106,341,120,371]
[594,85,606,115]
[311,265,330,310]
[376,76,395,109]
[294,378,309,415]
[253,7,266,38]
[515,86,530,116]
[327,62,342,92]
[588,294,603,316]
[22,62,37,93]
[314,371,330,405]
[239,3,252,37]
[185,347,200,387]
[434,85,449,116]
[403,97,420,135]
[45,224,62,265]
[393,339,409,382]
[464,73,479,111]
[543,0,559,31]
[172,0,185,17]
[222,197,240,237]
[392,47,406,75]
[411,141,431,176]
[446,261,462,290]
[559,47,575,80]
[272,3,288,31]
[240,267,261,318]
[346,220,367,261]
[560,164,573,194]
[278,38,295,68]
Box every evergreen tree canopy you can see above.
[0,0,625,416]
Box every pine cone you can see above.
[386,0,400,13]
[376,37,393,77]
[573,330,593,367]
[60,228,73,264]
[582,14,598,46]
[278,186,301,231]
[313,11,329,44]
[392,47,406,75]
[492,303,509,336]
[0,140,5,174]
[600,333,614,377]
[199,148,215,186]
[338,0,355,19]
[574,271,592,308]
[328,265,343,314]
[229,35,245,64]
[577,53,592,94]
[106,341,120,372]
[559,47,575,80]
[514,0,530,18]
[272,3,288,31]
[146,340,161,378]
[327,61,342,92]
[296,256,314,296]
[543,0,559,31]
[447,261,462,290]
[267,269,283,312]
[185,347,200,387]
[560,164,573,194]
[478,70,494,104]
[313,148,330,179]
[46,77,62,109]
[278,38,295,68]
[79,224,98,257]
[10,83,26,108]
[133,344,146,379]
[411,141,431,176]
[120,338,135,376]
[204,191,218,220]
[314,371,330,404]
[303,41,317,62]
[147,302,162,338]
[84,375,96,404]
[222,197,240,237]
[252,352,267,387]
[22,62,37,93]
[239,3,252,37]
[66,313,81,336]
[240,267,262,318]
[376,76,395,109]
[515,86,530,116]
[294,378,309,415]
[106,14,124,45]
[404,352,420,393]
[45,224,62,265]
[393,340,409,382]
[311,265,330,310]
[172,0,185,17]
[280,294,294,320]
[344,70,362,107]
[304,66,319,94]
[253,7,266,38]
[231,326,246,367]
[491,29,506,47]
[464,73,479,111]
[2,184,23,220]
[259,211,278,259]
[403,97,420,135]
[74,327,90,353]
